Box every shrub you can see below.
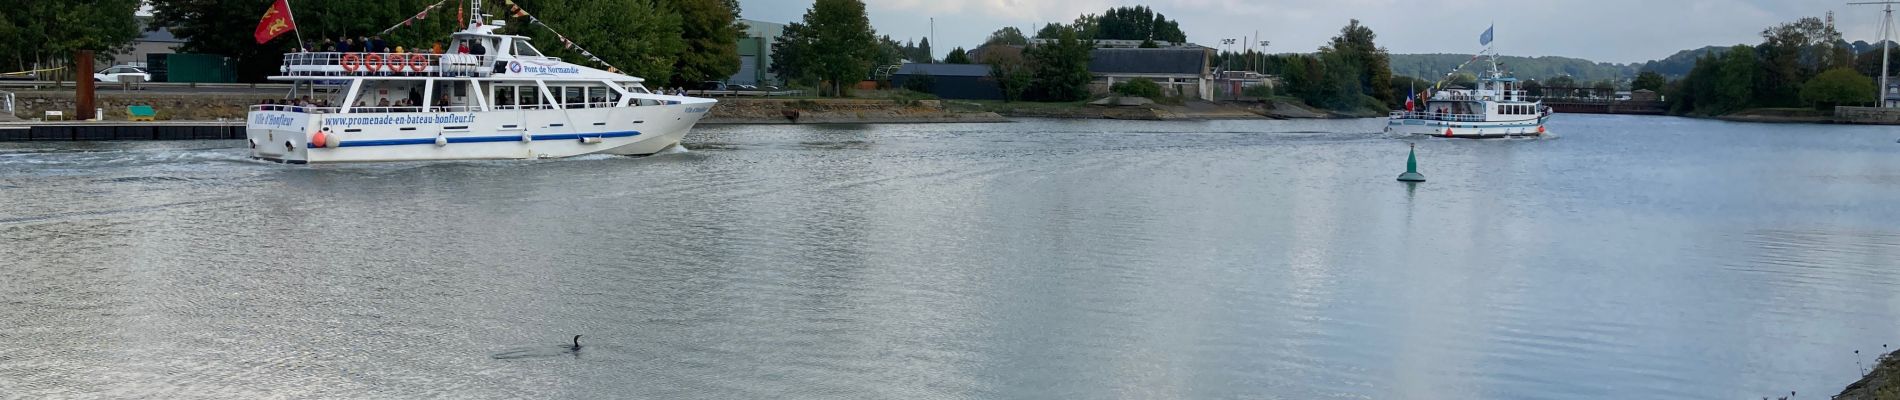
[1243,84,1273,98]
[1111,78,1163,98]
[901,73,936,93]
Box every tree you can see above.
[152,0,685,82]
[986,46,1030,102]
[1309,49,1361,110]
[1545,75,1577,97]
[770,22,817,86]
[1755,17,1847,107]
[1110,77,1161,98]
[985,27,1028,46]
[1799,68,1875,109]
[1281,55,1320,100]
[943,47,971,64]
[915,37,933,63]
[1631,71,1667,92]
[669,0,744,87]
[1711,45,1758,114]
[512,0,685,81]
[1059,6,1186,43]
[1034,23,1066,39]
[783,0,877,96]
[152,0,298,82]
[1023,25,1092,101]
[1323,19,1393,108]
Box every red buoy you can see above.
[1444,128,1454,138]
[310,131,327,148]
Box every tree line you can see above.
[1667,16,1876,114]
[145,0,744,84]
[0,2,142,80]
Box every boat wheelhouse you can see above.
[1386,55,1553,139]
[246,20,714,163]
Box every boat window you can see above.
[565,86,584,108]
[495,86,516,108]
[513,40,542,57]
[587,86,607,108]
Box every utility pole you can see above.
[1851,1,1899,106]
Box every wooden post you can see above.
[76,50,96,120]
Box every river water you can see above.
[2,115,1898,399]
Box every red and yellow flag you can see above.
[253,0,296,44]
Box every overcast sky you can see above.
[739,0,1885,64]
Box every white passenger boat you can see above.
[1386,55,1553,138]
[246,19,713,163]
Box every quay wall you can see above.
[1834,106,1900,125]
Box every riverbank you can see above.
[960,97,1369,121]
[697,98,1006,124]
[1710,108,1833,124]
[1834,348,1900,400]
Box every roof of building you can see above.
[141,27,182,44]
[1089,48,1208,76]
[894,63,992,77]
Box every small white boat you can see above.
[246,14,712,163]
[1386,56,1553,139]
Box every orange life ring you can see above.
[385,53,405,72]
[364,53,385,72]
[340,53,362,72]
[408,54,428,72]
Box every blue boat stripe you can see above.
[336,138,437,147]
[332,131,641,148]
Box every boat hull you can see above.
[246,102,712,164]
[1385,113,1552,138]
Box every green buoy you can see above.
[1397,143,1426,182]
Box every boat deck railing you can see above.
[1389,111,1489,122]
[251,101,634,114]
[1433,90,1531,102]
[280,52,497,78]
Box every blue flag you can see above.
[1480,25,1494,46]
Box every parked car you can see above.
[94,65,152,83]
[734,84,758,91]
[698,81,727,91]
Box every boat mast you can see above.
[1852,1,1899,105]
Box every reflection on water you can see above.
[1,115,1898,398]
